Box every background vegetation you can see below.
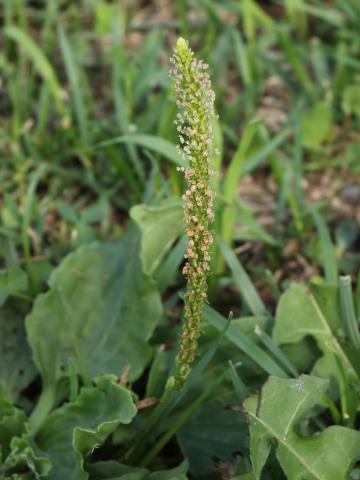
[1,1,360,479]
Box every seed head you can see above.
[170,38,216,388]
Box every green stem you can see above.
[29,386,56,435]
[140,371,227,467]
[124,384,175,466]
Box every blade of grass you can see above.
[339,276,360,350]
[4,26,65,114]
[228,360,248,401]
[92,134,185,167]
[276,0,344,26]
[204,305,288,377]
[233,197,278,246]
[275,161,292,227]
[221,118,261,245]
[277,28,313,93]
[111,21,144,184]
[311,207,338,285]
[254,324,299,377]
[294,111,304,222]
[241,126,292,174]
[105,146,142,198]
[124,312,233,465]
[219,239,268,316]
[356,272,360,319]
[241,0,274,43]
[231,28,253,87]
[335,354,357,427]
[58,23,89,147]
[22,164,47,293]
[140,369,228,467]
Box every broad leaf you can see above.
[178,402,248,475]
[273,284,358,383]
[87,460,188,479]
[26,232,162,395]
[245,375,360,479]
[130,202,183,276]
[0,436,51,479]
[0,303,36,401]
[0,266,28,306]
[35,376,136,480]
[0,393,27,462]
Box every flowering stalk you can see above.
[170,38,216,387]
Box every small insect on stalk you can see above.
[170,38,217,388]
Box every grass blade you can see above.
[339,276,360,350]
[221,119,261,245]
[219,239,268,316]
[228,360,248,401]
[92,134,185,167]
[311,207,338,285]
[58,24,89,147]
[4,26,65,114]
[204,305,287,377]
[254,324,299,377]
[241,127,292,174]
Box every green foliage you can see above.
[0,394,27,461]
[130,202,183,276]
[26,231,162,394]
[0,266,28,305]
[87,460,188,480]
[0,303,36,402]
[245,375,360,479]
[301,102,333,150]
[178,402,248,475]
[35,376,136,480]
[273,283,358,384]
[342,84,360,118]
[2,1,360,478]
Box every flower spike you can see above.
[170,38,216,387]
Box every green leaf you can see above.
[0,266,28,306]
[87,460,188,480]
[34,376,136,480]
[58,24,89,146]
[221,118,262,246]
[4,26,65,113]
[1,436,51,479]
[219,240,268,316]
[342,84,360,118]
[241,127,292,174]
[233,199,277,246]
[233,474,255,480]
[26,231,162,394]
[311,207,338,285]
[0,304,36,402]
[130,202,183,276]
[0,393,27,462]
[301,102,332,150]
[93,134,185,167]
[178,402,248,475]
[273,284,358,382]
[204,306,287,377]
[245,375,360,480]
